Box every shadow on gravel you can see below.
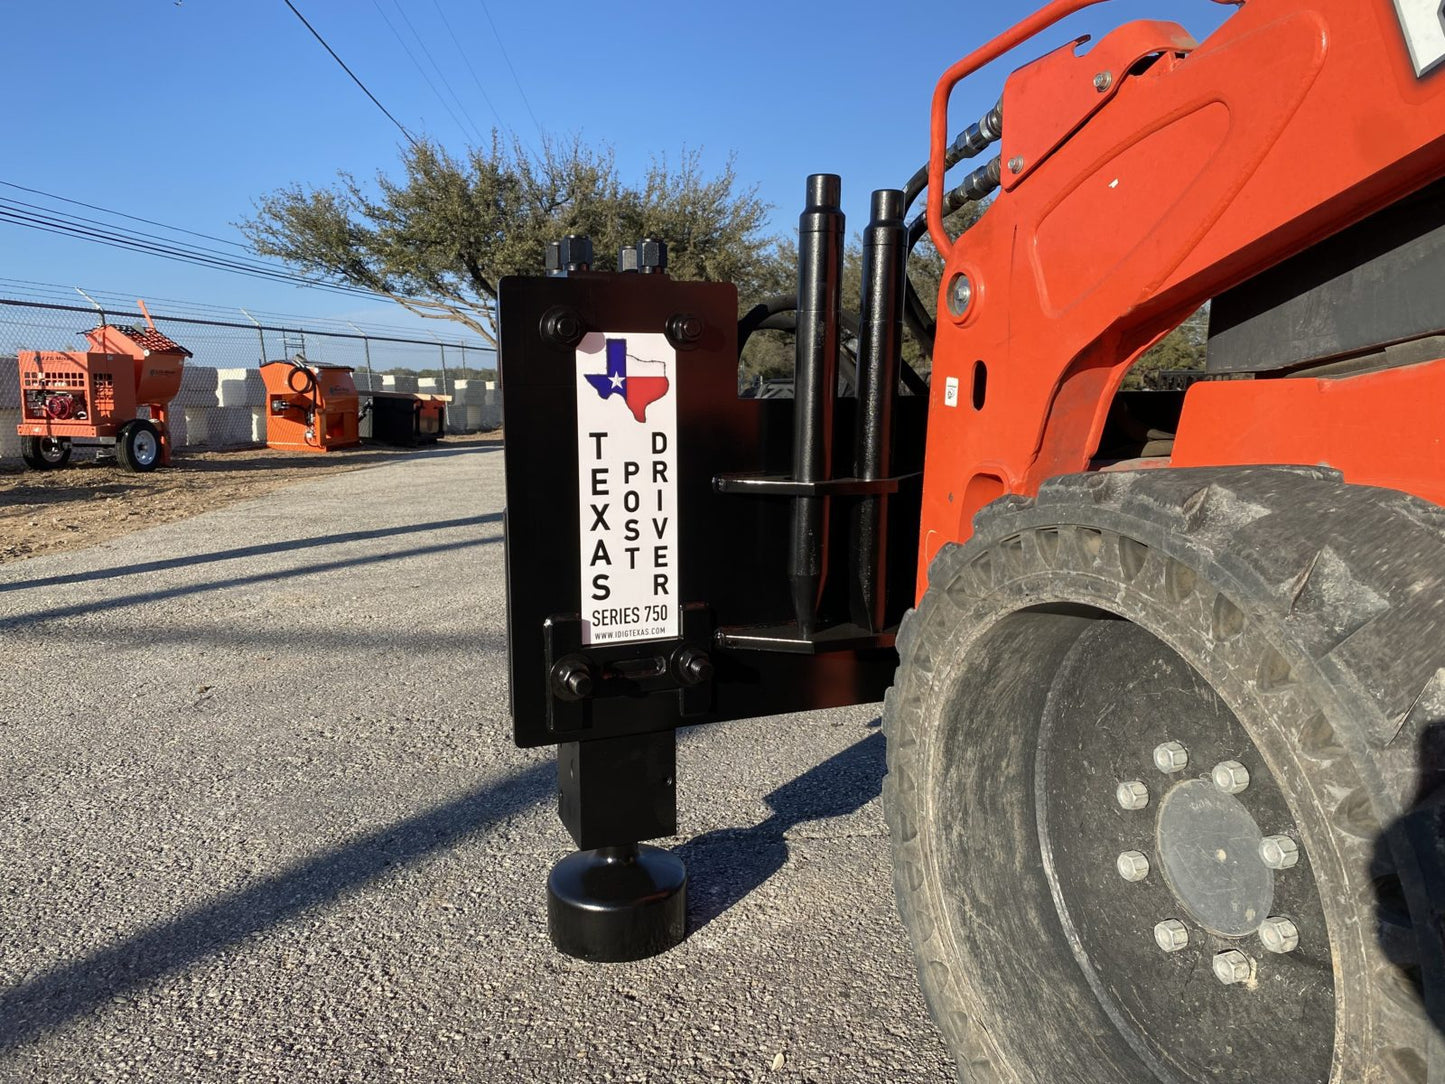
[0,759,558,1051]
[0,513,501,593]
[0,531,502,631]
[676,728,885,933]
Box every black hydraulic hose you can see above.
[901,101,1003,216]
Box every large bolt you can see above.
[1093,70,1114,92]
[1008,155,1025,174]
[1260,835,1300,870]
[946,273,973,318]
[666,312,703,348]
[1153,741,1189,774]
[1212,760,1251,794]
[1258,917,1300,954]
[550,658,594,701]
[1116,851,1150,882]
[1213,950,1252,985]
[1154,919,1189,952]
[672,647,713,687]
[558,234,592,272]
[1116,780,1150,811]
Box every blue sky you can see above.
[4,0,1234,337]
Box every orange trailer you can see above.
[16,313,189,472]
[260,360,360,453]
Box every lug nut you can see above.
[1093,70,1114,92]
[1213,950,1252,985]
[1116,780,1150,811]
[1212,760,1250,794]
[1153,919,1189,952]
[1116,850,1150,882]
[1258,916,1300,954]
[1260,835,1300,870]
[1153,741,1189,774]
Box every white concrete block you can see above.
[417,377,440,393]
[0,408,22,460]
[178,365,219,408]
[182,407,211,446]
[464,405,482,431]
[215,367,264,408]
[0,356,19,404]
[250,407,266,443]
[208,407,255,446]
[382,373,418,394]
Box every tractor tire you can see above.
[20,436,71,470]
[116,420,161,473]
[883,467,1445,1084]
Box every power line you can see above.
[0,203,393,302]
[429,0,509,142]
[281,0,418,148]
[476,0,544,142]
[386,0,488,143]
[0,180,252,251]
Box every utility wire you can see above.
[282,0,419,148]
[0,204,394,302]
[428,0,508,141]
[387,0,488,144]
[368,0,477,144]
[476,0,544,142]
[0,180,252,251]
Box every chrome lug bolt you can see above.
[1258,917,1300,954]
[1153,919,1189,952]
[1213,950,1252,985]
[1153,741,1189,773]
[1212,760,1251,795]
[1116,780,1150,811]
[1117,850,1150,882]
[1260,835,1300,870]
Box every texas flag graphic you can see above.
[584,337,670,423]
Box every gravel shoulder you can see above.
[0,441,950,1083]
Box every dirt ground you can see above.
[0,433,502,564]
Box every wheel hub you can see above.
[1156,779,1273,937]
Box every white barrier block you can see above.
[0,355,19,404]
[215,367,264,408]
[250,407,266,443]
[382,373,418,394]
[182,407,211,446]
[464,405,482,431]
[0,408,22,459]
[208,407,255,446]
[178,365,219,408]
[417,377,440,394]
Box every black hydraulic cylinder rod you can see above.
[850,190,906,634]
[789,174,845,637]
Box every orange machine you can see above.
[260,360,360,452]
[16,309,189,472]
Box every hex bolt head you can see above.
[637,237,668,274]
[1116,780,1150,811]
[1154,919,1189,952]
[1260,835,1300,870]
[1258,916,1300,954]
[1212,760,1251,795]
[1094,70,1114,92]
[1008,156,1025,174]
[1153,741,1189,774]
[1213,950,1252,985]
[946,273,973,317]
[1116,850,1150,882]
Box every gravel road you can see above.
[0,442,952,1083]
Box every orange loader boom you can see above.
[921,0,1445,589]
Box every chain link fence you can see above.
[0,298,500,463]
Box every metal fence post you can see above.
[241,309,267,364]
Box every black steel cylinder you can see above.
[789,174,844,636]
[850,189,905,633]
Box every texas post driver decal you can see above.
[574,332,680,645]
